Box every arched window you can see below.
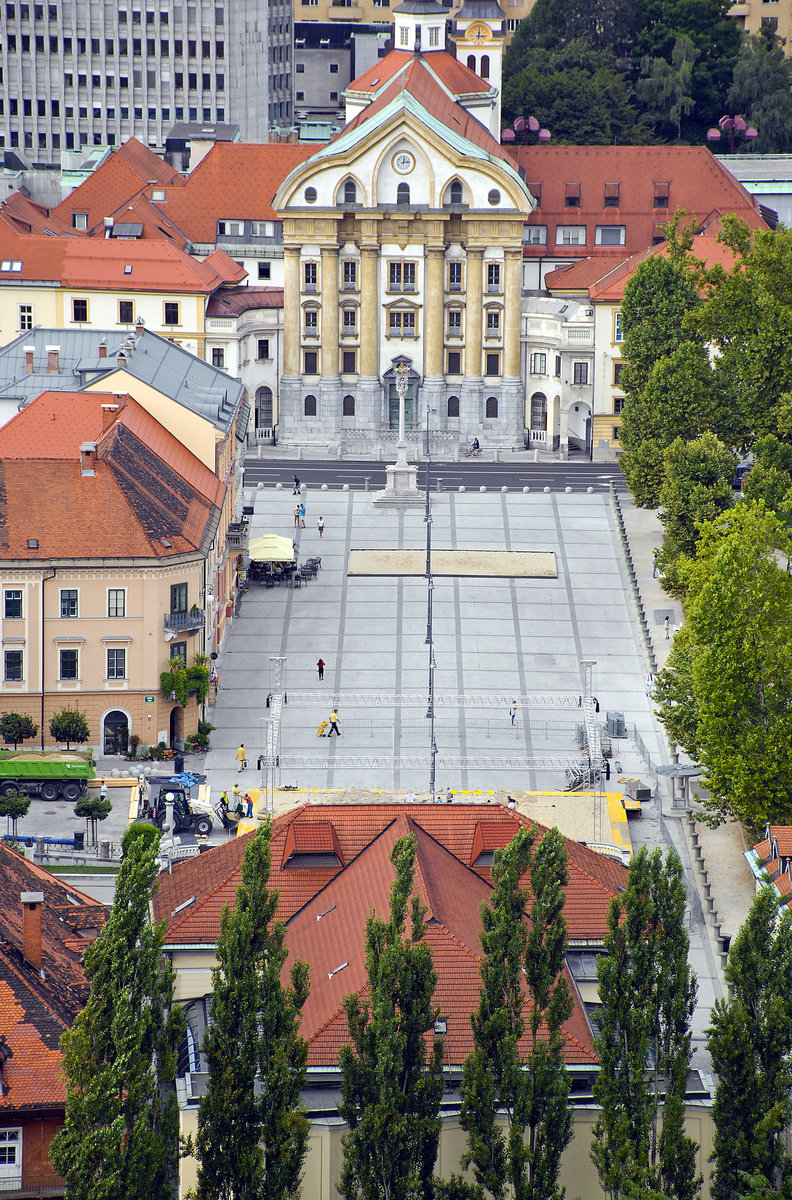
[485,395,499,418]
[447,395,460,417]
[467,54,476,71]
[450,179,463,204]
[304,394,317,416]
[342,394,355,416]
[530,391,547,430]
[255,385,273,427]
[343,179,357,204]
[480,54,490,78]
[396,182,410,206]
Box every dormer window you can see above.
[604,182,619,208]
[654,181,669,208]
[565,183,581,207]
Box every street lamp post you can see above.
[706,114,758,153]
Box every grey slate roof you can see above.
[454,0,506,17]
[0,327,244,433]
[392,0,447,13]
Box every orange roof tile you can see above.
[0,391,223,560]
[769,826,792,857]
[587,235,738,303]
[155,142,316,243]
[0,191,79,238]
[753,838,772,863]
[349,48,491,97]
[156,804,624,1069]
[507,145,769,259]
[52,138,183,232]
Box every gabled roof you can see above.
[0,844,107,1112]
[52,138,183,233]
[0,191,79,238]
[769,826,792,857]
[0,328,245,433]
[146,142,316,244]
[156,805,614,1069]
[586,234,738,303]
[0,391,223,561]
[338,58,515,172]
[348,48,491,99]
[507,146,770,259]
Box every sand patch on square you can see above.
[348,549,557,577]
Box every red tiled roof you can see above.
[349,49,491,98]
[156,142,316,243]
[0,844,106,1113]
[507,146,769,259]
[753,838,772,863]
[52,138,183,232]
[156,804,624,1068]
[342,59,511,167]
[769,826,792,857]
[545,254,630,293]
[0,391,223,560]
[0,192,79,238]
[587,235,738,303]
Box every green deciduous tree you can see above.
[708,886,792,1200]
[338,833,443,1200]
[592,847,699,1200]
[74,794,112,845]
[654,433,736,596]
[50,823,184,1200]
[0,712,38,749]
[637,35,697,140]
[619,243,701,391]
[459,825,572,1200]
[654,502,792,827]
[728,33,792,155]
[49,707,90,749]
[0,791,31,839]
[195,824,310,1200]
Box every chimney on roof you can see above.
[79,441,97,476]
[21,892,43,972]
[46,345,60,374]
[98,339,107,359]
[101,404,119,432]
[135,316,145,336]
[104,216,114,239]
[117,349,127,369]
[23,345,34,374]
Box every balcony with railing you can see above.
[0,1173,64,1197]
[163,609,206,633]
[226,521,249,551]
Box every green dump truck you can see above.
[0,752,95,802]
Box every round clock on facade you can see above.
[393,151,415,174]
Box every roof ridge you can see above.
[426,919,482,964]
[306,980,369,1046]
[285,817,400,926]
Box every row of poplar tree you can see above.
[49,820,792,1200]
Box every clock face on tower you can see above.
[467,21,492,42]
[392,151,415,175]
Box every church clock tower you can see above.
[450,0,507,136]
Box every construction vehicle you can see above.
[136,776,214,837]
[0,752,95,802]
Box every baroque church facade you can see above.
[273,0,589,453]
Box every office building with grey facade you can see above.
[0,0,293,163]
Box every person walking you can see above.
[317,658,325,680]
[99,778,108,801]
[294,504,301,527]
[509,700,517,726]
[317,516,324,538]
[244,791,253,818]
[292,474,301,495]
[235,743,247,771]
[664,615,670,640]
[327,709,341,736]
[300,502,306,529]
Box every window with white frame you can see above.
[304,308,318,337]
[573,361,589,385]
[217,219,243,236]
[448,261,463,290]
[389,261,416,292]
[304,261,318,291]
[108,588,126,617]
[530,351,547,374]
[19,303,33,330]
[447,309,462,337]
[389,309,416,336]
[523,226,547,245]
[0,1128,21,1184]
[486,309,500,336]
[59,648,79,680]
[250,220,275,237]
[4,589,22,618]
[342,308,357,334]
[556,225,586,246]
[428,24,439,44]
[343,259,357,290]
[4,650,23,682]
[595,225,626,246]
[399,24,409,44]
[614,311,624,342]
[486,262,500,292]
[60,588,78,618]
[107,647,126,679]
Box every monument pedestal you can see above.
[373,458,423,507]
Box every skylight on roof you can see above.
[124,265,133,274]
[0,260,22,272]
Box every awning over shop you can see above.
[248,534,295,562]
